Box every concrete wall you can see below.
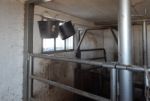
[0,0,24,101]
[102,25,149,65]
[103,29,118,62]
[81,30,104,61]
[133,25,143,65]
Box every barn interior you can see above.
[0,0,150,101]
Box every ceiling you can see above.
[40,0,150,24]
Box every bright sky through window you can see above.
[43,38,54,52]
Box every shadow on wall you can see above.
[33,56,75,101]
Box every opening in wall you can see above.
[42,34,74,53]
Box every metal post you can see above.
[111,68,117,101]
[143,20,148,66]
[76,30,87,52]
[118,0,133,101]
[28,56,34,101]
[143,20,149,101]
[110,29,118,45]
[24,2,34,101]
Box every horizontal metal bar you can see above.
[29,54,145,72]
[31,75,110,101]
[80,48,105,52]
[42,49,74,54]
[26,0,49,4]
[30,53,114,68]
[85,57,106,60]
[26,0,42,4]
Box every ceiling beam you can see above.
[26,0,50,4]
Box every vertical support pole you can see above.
[143,20,149,101]
[111,68,117,101]
[118,0,133,101]
[54,38,56,51]
[104,49,107,62]
[28,56,34,101]
[74,30,82,101]
[24,2,34,101]
[143,20,148,66]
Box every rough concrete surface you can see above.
[41,0,150,24]
[0,0,24,101]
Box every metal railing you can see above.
[28,53,147,101]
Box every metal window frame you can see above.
[41,35,75,54]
